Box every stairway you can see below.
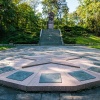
[39,29,63,45]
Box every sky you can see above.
[66,0,79,13]
[37,0,79,13]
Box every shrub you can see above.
[63,37,76,44]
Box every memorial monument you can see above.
[47,11,54,29]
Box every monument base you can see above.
[47,20,54,29]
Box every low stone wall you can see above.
[0,44,39,46]
[0,43,100,46]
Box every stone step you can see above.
[39,29,63,45]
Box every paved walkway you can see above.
[0,46,100,100]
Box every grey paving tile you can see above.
[88,67,100,73]
[60,93,72,100]
[0,94,16,100]
[71,88,100,100]
[73,95,100,100]
[41,93,59,100]
[68,70,96,81]
[16,93,41,100]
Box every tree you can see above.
[0,0,41,43]
[76,0,100,35]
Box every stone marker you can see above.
[68,70,96,81]
[7,71,33,81]
[39,73,62,83]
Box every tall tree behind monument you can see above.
[42,0,68,28]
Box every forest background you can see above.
[0,0,100,48]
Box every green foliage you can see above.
[0,0,100,45]
[61,25,90,44]
[0,0,41,44]
[76,1,100,36]
[63,37,76,44]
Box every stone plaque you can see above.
[48,24,54,29]
[88,67,100,73]
[68,70,96,81]
[39,73,62,83]
[7,71,33,81]
[0,66,15,74]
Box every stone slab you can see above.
[48,24,54,29]
[88,67,100,73]
[41,93,59,100]
[93,62,100,66]
[0,58,33,69]
[0,65,100,92]
[60,93,72,100]
[69,70,96,81]
[39,73,62,83]
[0,46,100,92]
[0,66,15,74]
[7,71,33,81]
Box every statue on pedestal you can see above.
[48,11,54,21]
[47,11,54,29]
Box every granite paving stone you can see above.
[39,73,62,83]
[16,93,41,100]
[60,93,72,100]
[41,93,59,100]
[0,66,15,74]
[88,67,100,73]
[68,70,96,81]
[7,71,33,81]
[0,46,100,99]
[93,62,100,66]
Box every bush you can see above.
[63,37,76,44]
[0,31,40,44]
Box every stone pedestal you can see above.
[47,20,54,29]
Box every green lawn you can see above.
[76,35,100,49]
[76,35,100,45]
[89,45,100,49]
[0,46,14,50]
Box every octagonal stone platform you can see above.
[0,54,100,92]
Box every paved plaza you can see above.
[0,46,100,99]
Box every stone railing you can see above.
[59,29,64,45]
[40,29,42,38]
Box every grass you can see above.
[0,46,14,50]
[62,33,100,49]
[89,45,100,49]
[76,35,100,45]
[76,35,100,49]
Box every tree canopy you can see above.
[0,0,100,44]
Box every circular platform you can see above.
[0,46,100,91]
